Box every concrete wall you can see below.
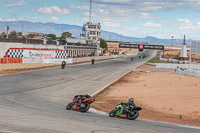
[0,42,65,58]
[156,63,200,70]
[22,55,123,64]
[175,67,200,78]
[72,55,123,64]
[23,58,72,64]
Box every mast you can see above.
[89,0,92,23]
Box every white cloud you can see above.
[177,18,196,31]
[37,6,70,15]
[0,18,2,21]
[177,18,190,23]
[104,22,120,28]
[50,16,59,21]
[138,13,154,20]
[80,0,200,12]
[70,4,89,10]
[142,22,162,28]
[5,18,16,21]
[5,0,26,7]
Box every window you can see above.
[90,31,96,35]
[88,25,97,29]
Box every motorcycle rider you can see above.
[74,94,91,106]
[121,98,136,109]
[131,57,133,61]
[91,58,95,65]
[61,60,66,69]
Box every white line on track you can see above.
[140,119,200,130]
[0,56,123,77]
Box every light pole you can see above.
[121,33,122,42]
[171,35,174,57]
[6,25,9,39]
[21,25,24,36]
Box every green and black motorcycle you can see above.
[109,103,142,120]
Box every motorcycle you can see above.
[66,95,95,112]
[109,103,142,120]
[91,58,95,65]
[131,57,133,61]
[61,61,66,69]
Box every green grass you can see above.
[137,51,143,56]
[147,50,166,63]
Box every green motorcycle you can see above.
[109,103,142,120]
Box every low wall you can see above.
[21,55,123,64]
[72,55,123,63]
[156,63,200,70]
[175,67,200,78]
[23,58,72,64]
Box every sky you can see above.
[0,0,200,39]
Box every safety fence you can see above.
[159,57,199,65]
[175,66,200,78]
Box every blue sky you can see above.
[1,0,200,39]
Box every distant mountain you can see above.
[0,21,188,45]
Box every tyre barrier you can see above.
[175,66,200,78]
[0,57,23,63]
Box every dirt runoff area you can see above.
[92,70,200,127]
[0,63,59,74]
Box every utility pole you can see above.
[89,0,92,23]
[121,33,122,42]
[6,25,9,39]
[21,25,24,36]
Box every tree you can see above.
[46,34,57,40]
[0,32,6,39]
[61,32,72,39]
[18,32,22,36]
[100,39,107,50]
[28,34,37,38]
[9,31,18,39]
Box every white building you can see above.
[80,22,101,48]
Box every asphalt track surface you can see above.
[0,51,200,133]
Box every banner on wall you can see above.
[23,50,56,58]
[6,48,68,59]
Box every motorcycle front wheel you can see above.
[127,111,139,120]
[109,110,116,117]
[80,103,90,112]
[66,102,73,110]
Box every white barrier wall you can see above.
[156,63,200,70]
[23,58,72,64]
[175,67,200,78]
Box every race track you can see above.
[0,51,199,133]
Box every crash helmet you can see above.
[85,94,91,98]
[128,98,134,103]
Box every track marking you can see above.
[140,119,200,130]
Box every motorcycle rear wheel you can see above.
[127,111,139,120]
[109,110,116,117]
[66,102,73,110]
[80,103,90,112]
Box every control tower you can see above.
[80,0,101,48]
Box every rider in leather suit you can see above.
[121,98,136,109]
[75,94,91,106]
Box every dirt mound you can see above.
[92,71,200,126]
